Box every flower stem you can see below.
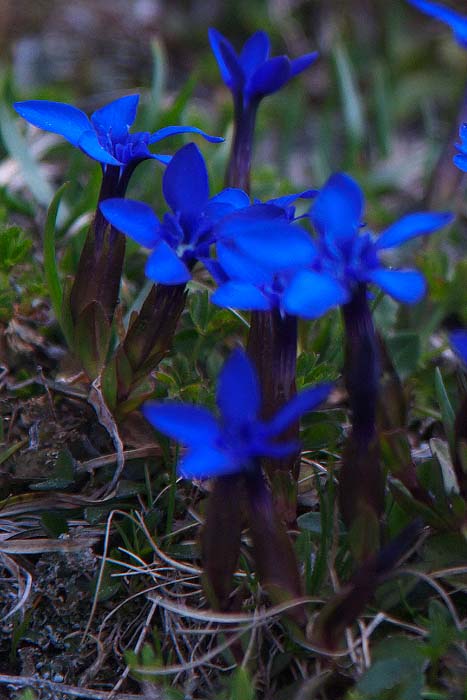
[68,166,128,377]
[244,463,305,625]
[225,101,258,193]
[113,282,187,410]
[340,283,384,558]
[247,309,299,526]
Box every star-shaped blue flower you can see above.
[209,29,318,109]
[14,94,223,169]
[450,330,467,364]
[208,203,347,318]
[100,143,246,284]
[406,0,467,48]
[454,123,467,172]
[276,173,452,315]
[143,348,331,479]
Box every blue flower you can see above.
[209,29,318,109]
[281,173,452,314]
[209,202,349,318]
[210,174,453,315]
[454,123,467,172]
[406,0,467,48]
[100,143,245,284]
[143,348,331,479]
[14,94,223,169]
[450,330,467,365]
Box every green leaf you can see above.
[0,224,31,271]
[230,668,255,700]
[190,290,211,333]
[434,367,455,448]
[74,301,111,379]
[353,636,425,699]
[30,450,75,491]
[386,331,421,380]
[333,42,365,154]
[44,183,69,334]
[41,511,69,537]
[146,38,167,128]
[429,438,459,496]
[0,102,55,207]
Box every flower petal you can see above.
[265,383,333,436]
[209,28,243,92]
[14,100,92,146]
[267,189,318,209]
[145,240,191,284]
[247,56,291,98]
[149,125,223,144]
[204,188,250,222]
[310,172,364,242]
[163,143,209,223]
[453,154,467,172]
[366,267,426,303]
[450,330,467,366]
[216,349,261,427]
[208,187,250,210]
[283,270,349,318]
[376,211,453,249]
[234,221,317,270]
[90,94,139,141]
[290,52,319,77]
[239,31,270,75]
[212,281,271,310]
[216,241,272,285]
[407,0,467,47]
[147,153,172,165]
[78,130,122,165]
[143,401,220,446]
[100,199,160,248]
[179,446,237,479]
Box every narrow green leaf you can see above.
[230,668,255,700]
[372,59,392,157]
[333,43,365,152]
[434,367,455,448]
[0,102,55,207]
[146,38,167,128]
[44,182,69,331]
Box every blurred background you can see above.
[0,0,467,227]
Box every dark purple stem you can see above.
[342,283,380,445]
[225,101,258,193]
[244,462,304,622]
[70,164,130,325]
[339,283,384,547]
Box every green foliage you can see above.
[0,223,46,321]
[348,636,426,700]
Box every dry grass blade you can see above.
[0,534,101,553]
[88,375,125,492]
[149,593,323,624]
[0,674,142,699]
[0,551,32,621]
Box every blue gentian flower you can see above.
[143,348,331,479]
[210,29,318,190]
[209,29,318,109]
[450,330,467,364]
[209,174,452,316]
[285,173,453,314]
[454,124,467,172]
[207,202,347,318]
[14,94,223,170]
[100,143,245,284]
[406,0,467,48]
